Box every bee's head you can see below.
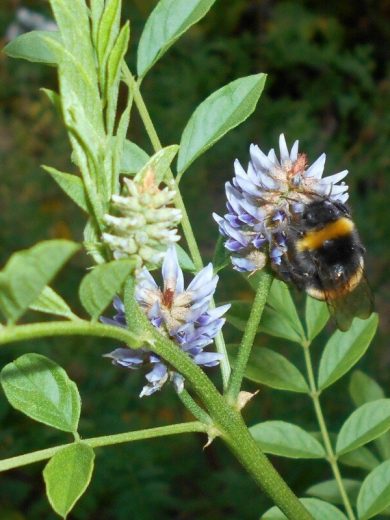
[302,199,350,227]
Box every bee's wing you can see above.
[326,276,374,331]
[316,263,374,331]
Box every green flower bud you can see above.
[103,169,182,270]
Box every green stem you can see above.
[302,343,356,520]
[147,332,312,519]
[114,79,310,515]
[1,320,311,519]
[123,65,231,389]
[177,389,213,425]
[0,321,145,348]
[226,272,272,402]
[0,422,206,472]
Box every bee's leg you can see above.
[276,254,313,291]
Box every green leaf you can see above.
[137,0,217,77]
[79,260,135,320]
[357,460,390,519]
[339,445,380,471]
[243,276,305,341]
[226,300,303,343]
[306,479,361,506]
[43,44,106,217]
[0,240,79,323]
[177,74,267,175]
[175,245,196,272]
[349,370,390,460]
[134,145,179,184]
[266,279,304,339]
[250,421,325,459]
[261,498,347,519]
[4,30,61,65]
[45,0,104,142]
[336,399,390,455]
[243,347,309,393]
[121,140,150,175]
[50,0,98,91]
[43,166,88,212]
[91,0,105,46]
[305,295,329,341]
[97,0,122,67]
[41,88,62,115]
[317,314,378,390]
[0,354,80,433]
[260,306,304,343]
[30,286,78,321]
[212,235,230,274]
[83,220,107,265]
[106,22,130,134]
[349,370,385,406]
[55,82,105,182]
[44,443,95,518]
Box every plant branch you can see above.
[0,321,146,349]
[177,388,213,425]
[146,331,312,519]
[0,422,207,472]
[1,318,311,518]
[115,78,310,517]
[302,343,356,520]
[226,271,272,402]
[123,64,231,389]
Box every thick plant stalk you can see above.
[0,321,312,519]
[148,331,312,520]
[123,65,231,389]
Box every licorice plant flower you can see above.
[103,169,182,271]
[213,134,349,273]
[103,246,230,397]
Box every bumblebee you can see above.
[278,198,373,331]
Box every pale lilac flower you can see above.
[213,134,349,272]
[103,247,229,397]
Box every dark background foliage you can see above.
[0,1,389,518]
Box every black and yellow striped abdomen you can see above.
[290,212,363,300]
[277,199,372,331]
[296,217,354,252]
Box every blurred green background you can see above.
[0,1,389,518]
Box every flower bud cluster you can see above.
[103,169,182,269]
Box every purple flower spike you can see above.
[103,246,230,397]
[213,134,350,274]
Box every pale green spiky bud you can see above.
[103,169,182,270]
